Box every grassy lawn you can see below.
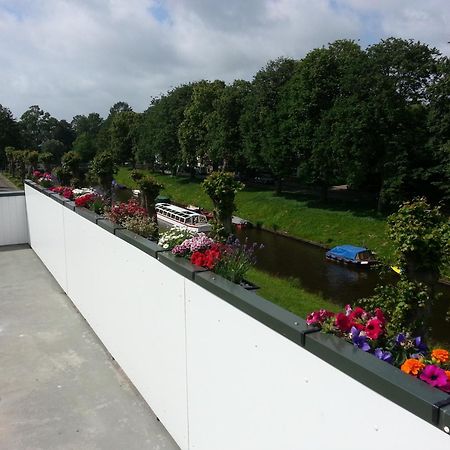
[116,167,394,262]
[247,268,339,318]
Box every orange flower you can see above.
[431,349,449,364]
[401,358,425,375]
[445,371,450,381]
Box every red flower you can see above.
[365,318,383,339]
[374,308,386,325]
[335,313,352,332]
[191,251,206,267]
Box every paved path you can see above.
[0,245,180,450]
[0,172,18,191]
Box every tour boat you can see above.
[326,245,377,266]
[156,203,212,232]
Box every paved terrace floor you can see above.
[0,245,180,450]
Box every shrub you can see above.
[122,215,158,239]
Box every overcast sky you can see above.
[1,0,449,120]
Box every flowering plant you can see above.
[307,304,450,392]
[172,233,215,256]
[122,215,158,239]
[106,199,147,225]
[50,186,74,200]
[32,170,54,188]
[72,187,95,198]
[75,192,106,214]
[157,228,196,250]
[213,237,262,284]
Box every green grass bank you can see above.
[116,167,393,261]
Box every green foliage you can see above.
[178,80,226,172]
[202,171,244,234]
[72,132,97,162]
[41,139,65,160]
[54,166,71,185]
[0,105,20,169]
[110,111,140,164]
[121,215,158,239]
[61,150,81,184]
[130,169,144,182]
[137,84,193,171]
[388,197,450,277]
[89,151,117,194]
[137,175,163,217]
[38,151,54,171]
[20,105,58,149]
[360,277,433,337]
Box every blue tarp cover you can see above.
[327,245,367,261]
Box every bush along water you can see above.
[306,304,450,393]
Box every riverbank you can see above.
[246,268,340,318]
[116,168,394,261]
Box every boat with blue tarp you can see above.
[326,245,377,266]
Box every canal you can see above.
[236,227,450,344]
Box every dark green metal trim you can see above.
[96,218,124,234]
[75,206,103,224]
[63,200,76,211]
[158,251,208,281]
[437,402,450,433]
[194,271,310,344]
[50,192,69,204]
[115,229,165,259]
[304,331,449,427]
[0,191,24,197]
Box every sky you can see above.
[0,0,449,120]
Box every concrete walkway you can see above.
[0,245,180,450]
[0,172,18,191]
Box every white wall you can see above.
[24,185,67,291]
[184,281,449,450]
[0,192,29,246]
[63,208,189,449]
[24,185,449,450]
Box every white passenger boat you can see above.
[155,203,212,232]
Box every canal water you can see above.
[236,227,450,343]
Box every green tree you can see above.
[89,151,117,200]
[41,139,65,161]
[0,105,20,169]
[202,171,244,234]
[26,150,39,176]
[137,84,194,172]
[178,80,226,174]
[206,80,251,171]
[52,120,76,150]
[110,111,140,164]
[20,105,57,149]
[137,175,163,220]
[241,58,296,194]
[61,150,82,183]
[38,152,54,172]
[72,133,97,162]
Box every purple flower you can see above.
[395,333,406,344]
[413,336,428,353]
[374,348,393,364]
[419,365,448,387]
[351,326,370,352]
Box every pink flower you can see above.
[419,365,448,388]
[335,313,352,332]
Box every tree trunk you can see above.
[320,184,328,202]
[275,178,282,196]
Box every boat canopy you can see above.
[327,245,368,260]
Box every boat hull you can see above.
[157,214,212,233]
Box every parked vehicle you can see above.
[156,203,212,232]
[326,245,377,266]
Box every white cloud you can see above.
[0,0,448,120]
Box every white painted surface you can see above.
[63,208,189,449]
[24,185,67,291]
[184,281,449,450]
[0,193,29,246]
[24,186,448,450]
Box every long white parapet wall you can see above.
[24,182,450,450]
[0,191,29,246]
